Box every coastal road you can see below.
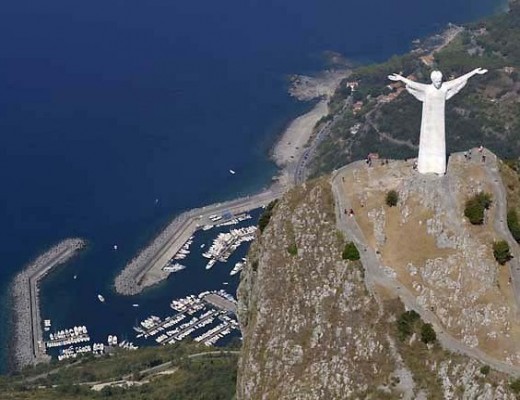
[330,156,520,376]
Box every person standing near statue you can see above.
[388,68,487,175]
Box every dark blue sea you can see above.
[0,0,507,371]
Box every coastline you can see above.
[113,70,350,296]
[9,238,86,371]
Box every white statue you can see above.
[388,68,487,174]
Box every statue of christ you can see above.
[388,68,487,175]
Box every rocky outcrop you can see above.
[237,171,518,399]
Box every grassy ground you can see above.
[1,342,239,400]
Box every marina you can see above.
[134,290,240,347]
[203,226,256,269]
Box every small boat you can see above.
[97,294,105,303]
[113,244,118,251]
[132,304,139,307]
[200,244,205,248]
[229,169,236,175]
[73,274,77,280]
[223,282,229,285]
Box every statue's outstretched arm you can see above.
[445,68,488,100]
[388,73,427,101]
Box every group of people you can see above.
[463,145,486,163]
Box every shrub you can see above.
[493,240,512,265]
[287,243,298,256]
[464,192,492,225]
[507,209,520,243]
[420,323,437,344]
[480,365,490,375]
[258,200,278,233]
[342,242,360,261]
[396,310,420,340]
[510,378,520,394]
[386,190,399,207]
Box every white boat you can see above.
[132,304,139,307]
[163,263,187,273]
[205,259,217,270]
[97,294,105,303]
[73,274,77,280]
[229,169,236,174]
[230,262,244,276]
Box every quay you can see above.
[115,186,285,295]
[202,293,237,314]
[10,238,86,370]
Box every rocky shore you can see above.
[9,238,86,370]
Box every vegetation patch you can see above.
[493,240,512,265]
[507,209,520,243]
[287,243,298,256]
[385,190,399,207]
[258,199,278,233]
[342,242,360,261]
[464,192,492,225]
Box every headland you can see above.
[10,238,86,370]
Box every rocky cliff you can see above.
[237,151,520,399]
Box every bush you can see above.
[342,242,360,261]
[510,378,520,394]
[420,323,437,344]
[385,190,399,207]
[464,192,492,225]
[287,243,298,256]
[493,240,512,265]
[396,310,420,340]
[507,209,520,243]
[258,200,278,233]
[480,365,491,375]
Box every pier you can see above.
[115,187,285,295]
[10,238,86,369]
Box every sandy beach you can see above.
[271,69,350,186]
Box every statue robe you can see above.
[405,77,469,175]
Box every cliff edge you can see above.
[237,150,520,399]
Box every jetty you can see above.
[10,238,86,370]
[114,187,284,295]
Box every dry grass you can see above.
[336,156,520,364]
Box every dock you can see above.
[115,187,284,295]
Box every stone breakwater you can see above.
[9,238,86,370]
[114,212,191,295]
[115,188,284,296]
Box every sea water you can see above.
[0,0,507,371]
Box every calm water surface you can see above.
[0,0,507,370]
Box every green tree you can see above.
[386,190,399,207]
[507,209,520,242]
[396,310,420,340]
[480,365,491,375]
[258,200,278,233]
[342,242,360,261]
[420,323,437,344]
[493,240,512,265]
[464,192,492,225]
[510,378,520,394]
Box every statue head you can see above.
[430,70,443,89]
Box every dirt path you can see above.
[331,155,520,376]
